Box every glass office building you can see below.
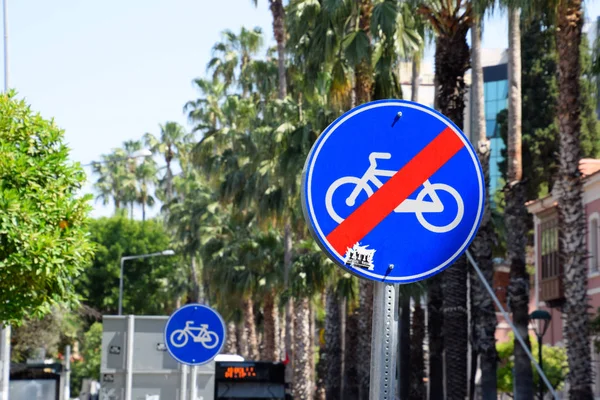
[482,64,508,196]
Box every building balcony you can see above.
[540,274,565,308]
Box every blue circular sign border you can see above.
[301,99,485,283]
[164,303,226,366]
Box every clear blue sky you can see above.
[2,1,600,218]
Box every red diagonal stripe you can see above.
[325,126,465,255]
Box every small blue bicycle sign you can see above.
[170,321,220,349]
[164,304,225,366]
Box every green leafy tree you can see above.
[76,213,183,315]
[70,322,103,396]
[0,91,95,323]
[11,306,80,362]
[496,335,568,397]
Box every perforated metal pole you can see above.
[369,282,399,400]
[466,250,558,399]
[189,366,198,400]
[180,364,188,400]
[0,325,9,400]
[64,345,71,400]
[125,315,134,400]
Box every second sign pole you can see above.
[369,282,399,400]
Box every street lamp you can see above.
[81,148,153,168]
[118,249,175,315]
[529,309,552,400]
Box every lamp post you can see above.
[118,249,175,315]
[529,309,552,400]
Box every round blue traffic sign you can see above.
[301,100,484,283]
[164,304,226,366]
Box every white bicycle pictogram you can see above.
[325,152,464,233]
[170,321,220,349]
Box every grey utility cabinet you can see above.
[100,315,215,400]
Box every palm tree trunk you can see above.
[293,296,312,399]
[409,297,425,400]
[264,290,280,361]
[470,14,498,400]
[427,274,444,400]
[344,308,360,400]
[284,223,294,370]
[411,53,421,103]
[237,321,249,359]
[357,280,373,400]
[399,294,411,400]
[506,8,533,400]
[309,300,316,390]
[263,289,280,361]
[434,24,471,398]
[165,157,173,203]
[190,255,201,303]
[269,0,287,99]
[556,0,593,398]
[244,297,260,360]
[142,199,146,222]
[225,322,238,354]
[354,0,373,105]
[325,287,342,400]
[316,346,327,400]
[442,255,468,400]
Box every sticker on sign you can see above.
[301,100,484,283]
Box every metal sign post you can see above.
[189,366,198,400]
[369,283,399,400]
[180,364,188,400]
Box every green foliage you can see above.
[579,34,600,159]
[498,12,558,202]
[289,240,332,298]
[70,322,103,396]
[0,91,95,324]
[76,213,184,315]
[589,307,600,353]
[496,334,567,396]
[11,306,81,362]
[498,13,600,201]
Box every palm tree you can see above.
[250,0,287,99]
[409,295,426,400]
[426,273,444,399]
[166,170,218,303]
[208,27,264,96]
[323,270,357,400]
[398,283,425,400]
[144,122,190,203]
[224,321,238,354]
[504,5,533,399]
[290,241,329,399]
[93,149,135,212]
[468,6,498,399]
[553,0,594,396]
[135,156,158,222]
[324,286,342,399]
[184,78,226,135]
[415,1,473,398]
